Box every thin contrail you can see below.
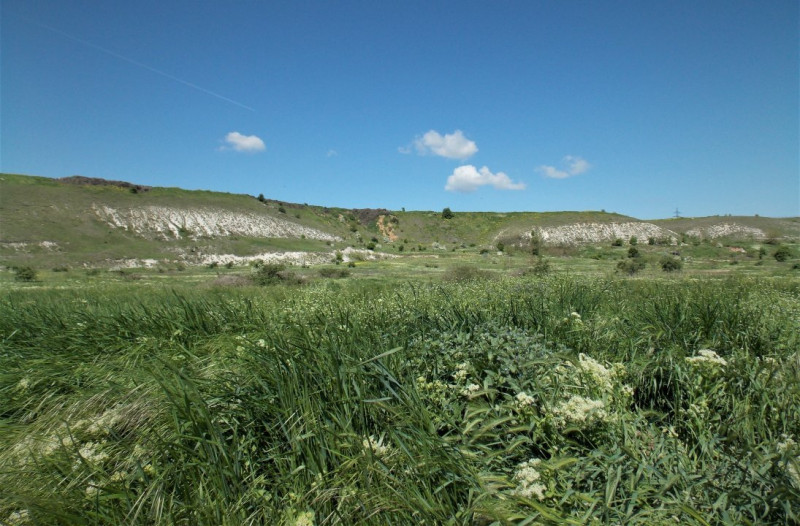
[22,17,255,112]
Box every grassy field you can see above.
[3,173,800,524]
[1,261,799,524]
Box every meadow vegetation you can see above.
[1,270,799,524]
[2,173,800,523]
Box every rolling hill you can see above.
[2,173,798,268]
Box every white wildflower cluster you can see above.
[16,377,31,391]
[453,362,470,382]
[515,391,535,408]
[39,435,64,456]
[362,435,393,458]
[5,509,29,525]
[462,383,481,396]
[577,353,631,403]
[562,311,583,325]
[85,483,101,499]
[685,349,727,368]
[578,354,616,391]
[551,395,607,428]
[777,435,800,489]
[292,510,315,526]
[77,441,110,466]
[512,458,546,500]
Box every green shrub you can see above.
[441,207,454,219]
[252,263,286,285]
[52,265,70,272]
[629,236,638,245]
[660,256,683,272]
[529,257,551,276]
[319,268,350,279]
[611,238,623,247]
[496,242,505,253]
[616,258,645,275]
[366,242,376,251]
[627,246,640,258]
[13,266,37,282]
[773,245,791,262]
[276,270,304,285]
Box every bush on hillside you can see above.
[660,256,683,272]
[617,259,645,275]
[529,257,552,276]
[14,266,37,282]
[319,268,350,279]
[252,263,286,285]
[773,245,791,262]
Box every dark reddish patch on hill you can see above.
[58,175,152,193]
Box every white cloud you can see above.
[404,129,478,160]
[445,165,526,193]
[537,155,591,179]
[221,131,265,153]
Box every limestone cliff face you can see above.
[519,222,678,246]
[685,223,765,240]
[92,204,341,242]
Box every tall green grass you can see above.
[1,276,798,524]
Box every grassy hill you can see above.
[2,173,798,268]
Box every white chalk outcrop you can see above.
[685,223,765,240]
[519,222,677,246]
[92,204,340,242]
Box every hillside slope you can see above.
[2,173,797,267]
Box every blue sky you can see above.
[2,1,798,218]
